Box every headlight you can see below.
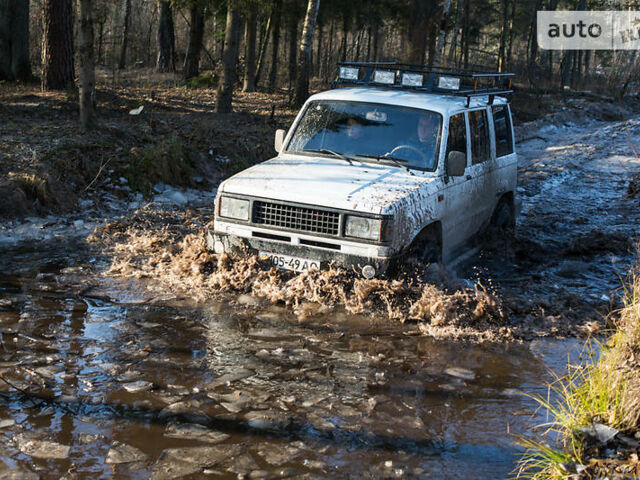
[345,215,382,241]
[219,196,250,220]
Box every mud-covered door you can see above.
[490,104,517,203]
[466,108,495,234]
[441,112,474,260]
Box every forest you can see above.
[2,0,640,129]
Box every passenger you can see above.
[345,117,364,140]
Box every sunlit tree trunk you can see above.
[255,10,272,86]
[41,0,74,90]
[291,0,319,108]
[433,0,451,66]
[286,10,298,92]
[216,1,240,113]
[78,0,95,130]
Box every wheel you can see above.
[490,201,515,236]
[406,230,440,265]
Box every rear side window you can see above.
[469,109,490,165]
[446,113,467,160]
[492,105,514,157]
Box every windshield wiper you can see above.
[355,154,414,175]
[302,148,353,165]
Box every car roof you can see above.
[308,87,508,116]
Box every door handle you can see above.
[466,175,472,180]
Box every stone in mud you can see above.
[105,441,148,464]
[116,370,142,383]
[17,439,71,459]
[306,413,335,431]
[256,443,303,466]
[0,419,16,429]
[444,367,476,381]
[150,445,241,480]
[237,294,263,306]
[78,433,105,444]
[164,423,230,444]
[123,380,154,393]
[205,369,253,390]
[228,453,260,474]
[244,410,289,430]
[0,465,39,480]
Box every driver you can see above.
[393,114,439,169]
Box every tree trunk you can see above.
[433,0,451,66]
[267,0,282,92]
[255,10,272,86]
[462,0,469,68]
[118,0,131,69]
[286,10,298,92]
[497,0,508,71]
[243,5,257,92]
[41,0,74,90]
[97,20,104,65]
[216,1,240,113]
[447,0,463,63]
[78,0,95,130]
[156,0,175,72]
[184,3,205,80]
[291,0,319,108]
[506,0,516,69]
[0,0,31,81]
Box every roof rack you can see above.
[332,62,514,107]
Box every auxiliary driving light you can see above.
[362,265,376,279]
[373,70,396,85]
[339,67,359,81]
[438,76,461,90]
[401,73,424,87]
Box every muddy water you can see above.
[0,245,588,480]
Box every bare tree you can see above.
[216,1,241,113]
[0,0,31,81]
[267,0,282,92]
[118,0,131,69]
[243,3,257,92]
[156,0,175,72]
[41,0,75,90]
[78,0,95,130]
[291,0,319,108]
[433,0,451,66]
[184,2,205,80]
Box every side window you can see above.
[469,109,490,165]
[492,105,514,157]
[446,113,467,160]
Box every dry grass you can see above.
[515,268,640,479]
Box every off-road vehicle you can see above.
[209,63,517,278]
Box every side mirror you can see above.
[274,129,286,153]
[446,151,466,177]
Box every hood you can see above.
[219,154,437,214]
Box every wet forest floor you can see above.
[1,74,640,478]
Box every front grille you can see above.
[252,201,340,236]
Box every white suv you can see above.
[210,64,518,278]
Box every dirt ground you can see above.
[2,71,640,342]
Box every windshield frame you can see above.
[283,99,444,173]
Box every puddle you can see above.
[0,246,589,479]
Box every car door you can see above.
[440,111,474,260]
[490,104,517,206]
[466,107,496,234]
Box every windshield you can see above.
[285,100,442,171]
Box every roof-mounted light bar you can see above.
[338,66,359,81]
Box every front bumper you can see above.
[208,221,395,275]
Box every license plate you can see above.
[259,251,320,273]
